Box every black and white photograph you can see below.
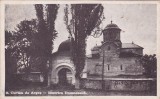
[2,1,159,97]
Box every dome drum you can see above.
[103,22,121,42]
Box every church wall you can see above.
[20,73,44,82]
[100,42,120,58]
[86,56,144,77]
[121,48,143,55]
[103,57,144,76]
[86,58,101,75]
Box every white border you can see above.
[0,0,160,99]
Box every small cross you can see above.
[132,41,134,44]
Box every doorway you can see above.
[58,68,72,86]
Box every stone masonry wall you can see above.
[82,78,156,91]
[86,56,144,76]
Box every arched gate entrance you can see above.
[58,68,72,85]
[55,64,75,86]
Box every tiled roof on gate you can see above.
[58,39,71,51]
[122,43,143,49]
[91,45,101,51]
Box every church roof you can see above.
[58,39,71,52]
[91,42,143,50]
[122,43,143,49]
[104,21,121,30]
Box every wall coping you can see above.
[86,77,156,81]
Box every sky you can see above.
[5,4,157,55]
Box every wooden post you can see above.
[102,49,105,90]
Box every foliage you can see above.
[35,4,59,85]
[34,4,59,56]
[64,4,104,78]
[5,19,38,73]
[5,30,17,74]
[5,20,39,89]
[16,19,38,72]
[141,54,157,78]
[5,4,59,87]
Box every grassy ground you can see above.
[5,82,156,96]
[5,75,157,96]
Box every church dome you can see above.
[104,21,121,30]
[58,39,71,52]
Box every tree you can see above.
[5,30,17,89]
[15,19,38,73]
[5,19,38,73]
[64,4,104,88]
[35,4,59,85]
[141,54,157,78]
[5,19,44,90]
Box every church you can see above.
[47,21,144,86]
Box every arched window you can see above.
[120,65,123,70]
[107,64,110,70]
[108,46,111,50]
